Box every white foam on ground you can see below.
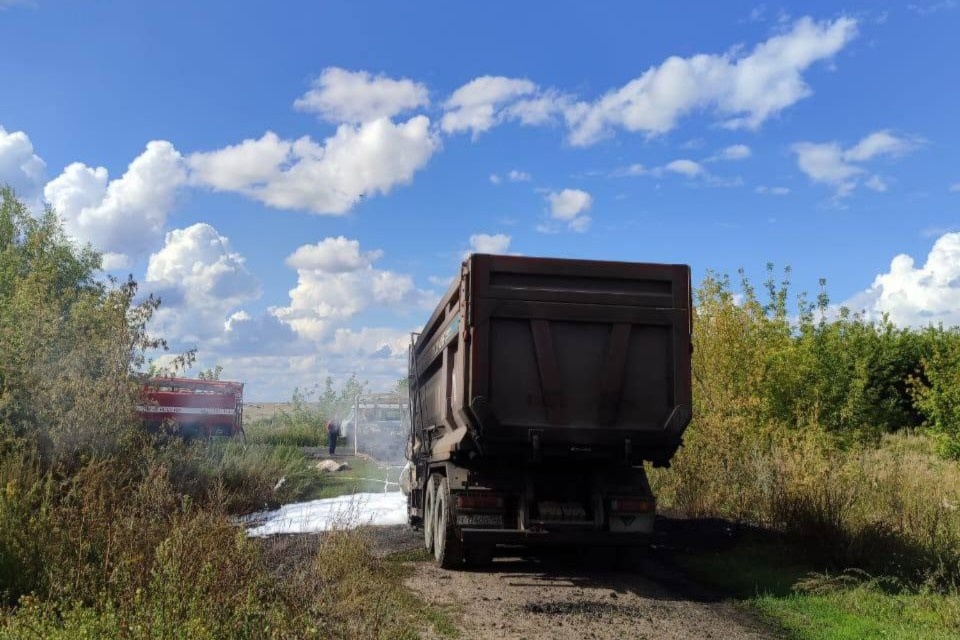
[245,491,407,537]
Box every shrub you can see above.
[652,268,960,587]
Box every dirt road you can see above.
[374,526,775,640]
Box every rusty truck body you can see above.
[405,254,692,567]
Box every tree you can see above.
[0,186,166,464]
[198,364,223,381]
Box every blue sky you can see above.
[1,1,959,399]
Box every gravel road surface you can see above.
[381,525,776,640]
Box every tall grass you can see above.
[653,431,960,585]
[245,416,331,448]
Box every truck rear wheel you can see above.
[433,477,464,569]
[423,475,438,553]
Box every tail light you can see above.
[609,497,656,514]
[456,493,504,511]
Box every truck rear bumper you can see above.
[459,528,649,546]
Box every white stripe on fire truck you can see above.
[136,406,235,416]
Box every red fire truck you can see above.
[137,377,244,438]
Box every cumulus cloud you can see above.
[187,131,290,191]
[271,237,434,341]
[441,76,537,137]
[44,140,187,266]
[468,233,511,254]
[565,16,858,145]
[845,232,960,327]
[145,223,261,343]
[544,189,592,232]
[150,234,420,397]
[188,117,438,214]
[286,236,384,273]
[293,67,429,123]
[0,126,46,203]
[792,129,920,196]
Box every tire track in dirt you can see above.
[378,524,775,640]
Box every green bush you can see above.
[652,268,960,588]
[910,328,960,459]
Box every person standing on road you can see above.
[327,419,340,456]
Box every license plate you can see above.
[456,513,503,527]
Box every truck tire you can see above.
[423,475,438,553]
[433,476,464,569]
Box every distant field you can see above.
[243,402,317,422]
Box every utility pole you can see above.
[354,392,359,456]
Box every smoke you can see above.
[348,394,409,463]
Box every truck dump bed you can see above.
[410,254,692,467]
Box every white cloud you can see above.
[845,232,960,327]
[612,163,649,177]
[614,158,736,185]
[792,129,919,196]
[714,144,752,161]
[441,76,537,137]
[0,126,46,203]
[566,16,858,145]
[428,275,455,288]
[328,326,411,360]
[568,216,592,233]
[545,188,592,232]
[188,131,290,191]
[950,183,960,192]
[755,185,791,195]
[145,223,261,346]
[468,233,511,254]
[286,236,384,273]
[271,237,434,341]
[293,67,429,123]
[490,169,531,185]
[548,188,592,219]
[664,159,704,177]
[188,117,438,214]
[865,175,888,192]
[844,130,918,162]
[503,90,571,126]
[44,140,187,263]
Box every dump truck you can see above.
[404,254,692,567]
[137,377,245,438]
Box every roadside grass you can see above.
[383,554,460,640]
[2,523,456,640]
[652,429,960,640]
[676,542,960,640]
